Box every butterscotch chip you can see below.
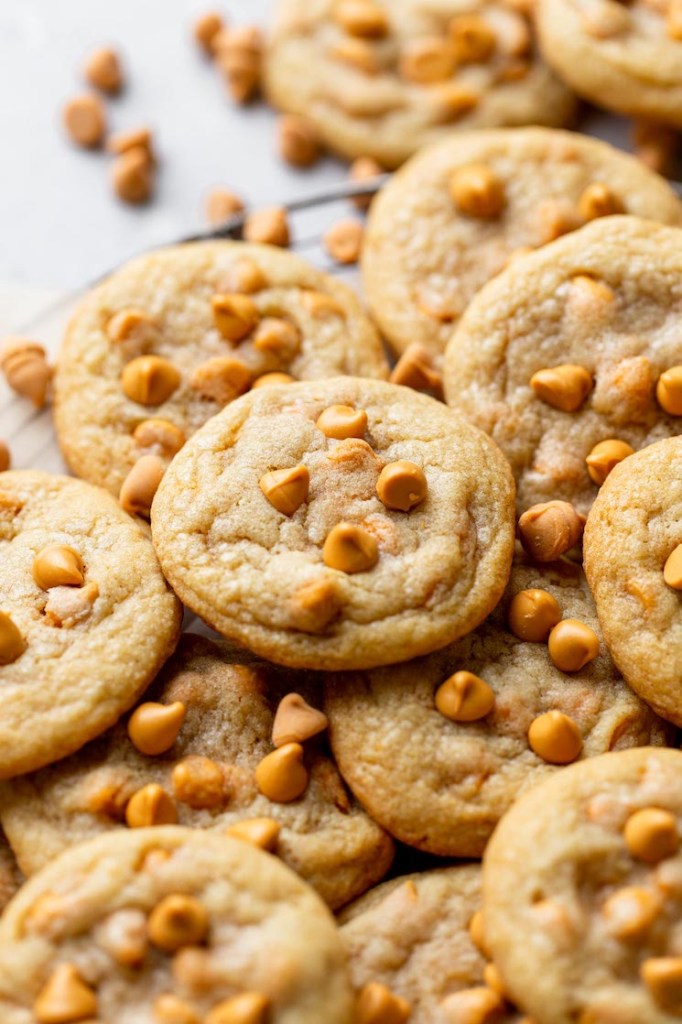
[205,993,270,1024]
[194,11,224,54]
[518,500,584,562]
[252,317,301,360]
[300,290,344,318]
[335,0,389,38]
[205,188,244,226]
[154,993,201,1024]
[483,963,507,999]
[586,439,634,485]
[0,441,9,473]
[527,710,582,763]
[259,464,309,515]
[133,419,185,457]
[324,219,364,264]
[389,343,442,396]
[602,886,660,940]
[656,366,682,416]
[107,308,156,346]
[624,807,679,863]
[188,357,252,404]
[578,183,625,221]
[63,93,106,148]
[32,545,84,590]
[255,742,309,802]
[172,755,226,809]
[217,49,261,105]
[33,963,97,1024]
[663,543,682,589]
[219,258,267,295]
[435,670,495,722]
[83,46,124,94]
[112,146,155,205]
[468,909,490,958]
[323,522,379,574]
[376,461,427,512]
[632,119,678,176]
[0,338,52,407]
[449,163,505,218]
[530,364,593,412]
[0,611,26,666]
[329,37,379,74]
[507,588,561,642]
[148,893,210,952]
[211,293,260,342]
[107,127,155,162]
[548,618,599,672]
[272,693,329,747]
[289,577,343,633]
[349,155,384,210]
[430,83,480,124]
[449,15,497,62]
[356,981,411,1024]
[119,455,165,518]
[225,818,281,852]
[127,701,186,756]
[399,37,457,84]
[317,404,367,440]
[668,0,682,39]
[277,114,321,168]
[243,206,290,247]
[252,372,296,389]
[438,986,503,1022]
[125,783,178,828]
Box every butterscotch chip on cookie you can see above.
[363,128,682,359]
[483,747,682,1024]
[584,436,682,726]
[54,241,387,503]
[444,216,682,514]
[0,470,181,779]
[0,826,354,1022]
[264,0,575,168]
[324,558,671,857]
[0,634,393,910]
[150,378,516,671]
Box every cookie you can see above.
[362,127,682,360]
[584,436,682,726]
[537,0,682,127]
[483,747,682,1024]
[443,216,682,515]
[0,830,22,914]
[0,826,354,1023]
[0,633,393,910]
[54,241,388,507]
[265,0,576,168]
[324,557,671,857]
[0,470,181,779]
[340,864,521,1023]
[151,378,516,670]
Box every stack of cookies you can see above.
[2,121,682,1023]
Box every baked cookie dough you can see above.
[0,470,181,779]
[362,128,682,359]
[54,241,388,504]
[444,216,682,515]
[0,826,354,1023]
[340,865,520,1023]
[537,0,682,127]
[483,747,682,1024]
[151,378,516,671]
[324,558,671,856]
[0,633,393,910]
[584,436,682,726]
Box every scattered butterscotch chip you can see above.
[172,755,226,809]
[356,982,411,1024]
[205,993,270,1024]
[399,37,457,84]
[119,455,165,518]
[111,146,154,204]
[211,293,260,342]
[205,187,245,226]
[106,308,156,346]
[252,317,300,359]
[121,355,181,406]
[63,93,107,148]
[220,258,267,295]
[83,46,124,94]
[449,14,497,62]
[0,337,52,407]
[225,817,281,852]
[656,365,682,415]
[189,357,252,404]
[602,886,660,941]
[0,441,9,473]
[330,37,380,74]
[107,127,155,164]
[349,155,384,210]
[535,198,584,244]
[468,910,490,958]
[323,522,379,573]
[272,693,329,747]
[435,670,495,723]
[216,25,263,104]
[449,163,505,218]
[578,182,625,221]
[483,962,507,999]
[255,742,309,802]
[430,82,480,124]
[259,464,309,516]
[300,290,344,318]
[530,364,593,412]
[133,418,185,457]
[127,701,186,756]
[641,957,682,1012]
[438,987,504,1022]
[33,963,97,1024]
[586,438,634,485]
[317,404,368,440]
[389,342,443,396]
[518,500,585,563]
[289,577,343,633]
[194,11,224,54]
[528,710,582,764]
[243,206,290,247]
[252,372,295,389]
[624,807,679,863]
[278,114,321,168]
[154,994,201,1024]
[667,0,682,40]
[663,544,682,590]
[508,588,562,643]
[125,783,177,828]
[148,893,210,953]
[548,618,599,672]
[32,545,84,590]
[324,219,364,264]
[0,611,26,666]
[335,0,389,38]
[376,461,427,512]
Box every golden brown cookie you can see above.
[0,633,393,910]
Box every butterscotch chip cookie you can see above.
[324,558,671,857]
[537,0,682,127]
[264,0,575,169]
[444,216,682,515]
[483,747,682,1024]
[341,864,522,1023]
[151,378,516,670]
[0,471,181,779]
[0,826,354,1022]
[584,436,682,726]
[362,128,682,359]
[0,633,393,910]
[54,241,387,503]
